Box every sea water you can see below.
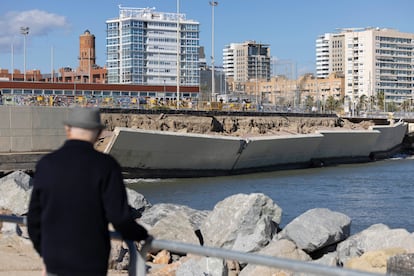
[127,156,414,234]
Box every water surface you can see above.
[127,156,414,234]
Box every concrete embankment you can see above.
[0,106,410,176]
[105,121,408,177]
[2,170,414,275]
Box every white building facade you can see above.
[317,28,414,107]
[316,33,345,79]
[106,7,200,86]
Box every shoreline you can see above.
[2,170,414,275]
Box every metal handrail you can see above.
[142,239,381,276]
[0,215,382,276]
[0,214,26,225]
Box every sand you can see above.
[0,232,128,276]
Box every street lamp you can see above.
[210,1,218,101]
[176,0,180,109]
[20,27,29,81]
[163,79,166,104]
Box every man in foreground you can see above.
[27,107,150,276]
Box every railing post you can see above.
[125,238,152,276]
[125,240,139,276]
[136,238,152,276]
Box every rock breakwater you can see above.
[1,171,414,275]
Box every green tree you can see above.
[401,100,411,112]
[325,96,340,113]
[358,95,368,112]
[368,95,376,112]
[387,101,397,112]
[304,96,314,112]
[377,91,385,111]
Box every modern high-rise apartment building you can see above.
[316,32,345,79]
[106,6,200,86]
[223,41,271,92]
[316,27,414,106]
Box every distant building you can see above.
[316,27,414,107]
[0,69,42,82]
[199,46,207,70]
[106,6,200,87]
[223,41,271,92]
[78,30,96,73]
[316,33,345,78]
[59,30,107,84]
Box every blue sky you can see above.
[1,0,414,77]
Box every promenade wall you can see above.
[0,106,67,152]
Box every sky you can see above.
[1,0,414,77]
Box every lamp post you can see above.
[11,42,14,81]
[163,79,166,104]
[20,27,29,81]
[176,0,181,109]
[255,55,258,108]
[209,1,218,102]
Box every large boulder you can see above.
[337,223,414,265]
[200,193,282,253]
[140,203,209,230]
[0,171,32,215]
[239,239,311,276]
[344,248,407,274]
[149,210,201,245]
[125,188,152,215]
[279,208,351,253]
[175,256,227,276]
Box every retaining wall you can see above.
[233,134,324,170]
[369,121,407,152]
[107,128,242,171]
[313,130,381,159]
[0,106,68,152]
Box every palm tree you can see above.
[377,91,385,111]
[358,95,368,112]
[325,95,340,113]
[368,95,376,112]
[304,95,314,112]
[401,100,411,112]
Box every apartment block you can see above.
[106,6,200,86]
[316,27,414,107]
[244,72,344,110]
[223,41,271,92]
[316,32,345,78]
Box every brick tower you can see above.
[79,30,96,72]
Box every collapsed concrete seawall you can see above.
[0,106,409,176]
[105,121,408,178]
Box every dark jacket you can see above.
[27,139,148,275]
